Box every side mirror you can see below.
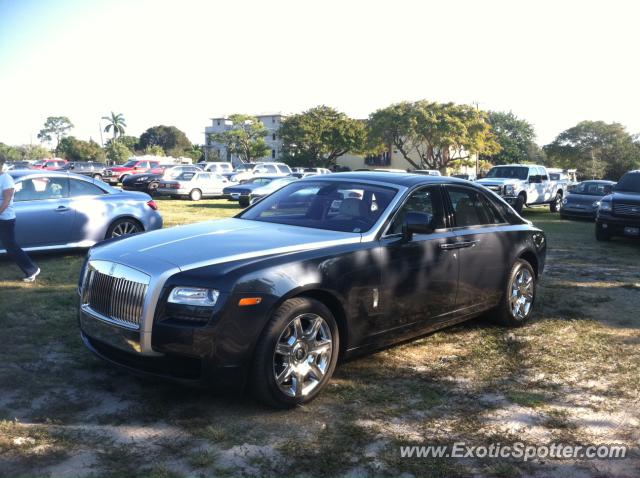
[402,211,435,240]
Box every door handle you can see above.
[55,206,70,212]
[439,240,479,250]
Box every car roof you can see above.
[8,170,99,181]
[300,171,469,188]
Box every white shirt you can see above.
[0,172,16,220]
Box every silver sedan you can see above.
[0,170,163,254]
[156,171,230,200]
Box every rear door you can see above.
[444,185,510,315]
[13,176,74,247]
[67,178,110,243]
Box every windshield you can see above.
[614,173,640,193]
[572,182,613,196]
[121,160,137,167]
[486,167,529,180]
[239,181,397,233]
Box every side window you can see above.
[538,167,548,180]
[477,193,506,224]
[388,187,444,235]
[447,187,496,227]
[70,179,106,197]
[14,177,69,201]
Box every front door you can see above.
[375,186,459,337]
[13,176,74,247]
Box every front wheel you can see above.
[489,259,536,327]
[250,297,339,408]
[514,194,525,214]
[550,192,562,213]
[93,173,103,181]
[189,189,202,201]
[595,223,611,241]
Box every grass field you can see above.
[1,199,639,477]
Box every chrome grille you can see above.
[82,261,150,330]
[613,202,640,217]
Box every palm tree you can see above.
[102,112,126,142]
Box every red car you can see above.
[32,159,68,170]
[102,159,160,185]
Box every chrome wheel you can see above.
[273,313,333,398]
[510,268,534,320]
[110,220,141,237]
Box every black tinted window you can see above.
[70,179,106,197]
[388,187,444,234]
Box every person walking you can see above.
[0,157,40,282]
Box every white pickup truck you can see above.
[477,164,564,214]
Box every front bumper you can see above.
[123,183,150,192]
[596,212,640,237]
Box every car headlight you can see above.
[168,287,219,307]
[598,200,612,212]
[504,185,515,196]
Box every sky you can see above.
[1,0,639,147]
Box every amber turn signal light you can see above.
[238,297,262,306]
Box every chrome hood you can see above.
[89,218,362,274]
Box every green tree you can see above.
[102,112,127,142]
[144,145,165,156]
[19,144,52,161]
[209,115,269,164]
[369,101,500,172]
[280,106,367,167]
[485,111,537,164]
[106,142,133,164]
[57,137,106,162]
[106,135,139,152]
[544,121,640,180]
[183,144,205,162]
[139,125,192,157]
[0,143,22,162]
[37,116,74,152]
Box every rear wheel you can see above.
[189,189,202,201]
[250,297,339,408]
[106,218,142,238]
[489,259,536,327]
[148,181,159,195]
[550,192,562,213]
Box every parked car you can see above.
[411,169,442,176]
[560,180,615,220]
[59,161,106,179]
[222,176,280,207]
[122,164,203,194]
[198,162,234,175]
[4,161,32,171]
[452,173,477,181]
[32,158,68,170]
[595,170,640,241]
[304,167,332,175]
[78,172,546,407]
[0,171,162,255]
[103,159,161,185]
[548,168,578,190]
[249,176,299,205]
[156,171,229,200]
[231,162,293,183]
[477,164,564,214]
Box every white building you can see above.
[204,113,286,165]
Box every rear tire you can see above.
[489,259,536,327]
[239,197,250,208]
[93,173,103,180]
[189,189,202,201]
[514,194,525,214]
[550,192,562,213]
[250,297,339,408]
[106,218,143,239]
[148,181,159,195]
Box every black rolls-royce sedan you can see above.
[78,173,546,407]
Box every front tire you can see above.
[250,297,339,408]
[595,223,611,241]
[239,197,250,208]
[93,173,103,181]
[514,194,526,214]
[550,192,562,213]
[490,259,536,327]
